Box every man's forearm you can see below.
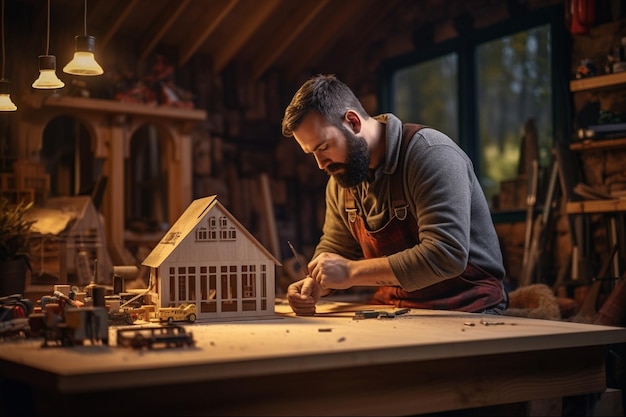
[350,257,400,286]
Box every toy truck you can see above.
[154,303,197,324]
[41,305,109,347]
[117,324,195,349]
[0,294,33,339]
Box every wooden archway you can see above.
[18,93,206,264]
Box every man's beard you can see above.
[325,128,370,188]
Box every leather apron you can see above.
[344,124,504,312]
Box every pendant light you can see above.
[0,0,16,111]
[32,0,65,89]
[63,0,103,76]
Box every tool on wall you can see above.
[520,159,539,285]
[574,244,618,322]
[520,159,560,287]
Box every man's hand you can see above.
[309,252,353,290]
[286,277,323,316]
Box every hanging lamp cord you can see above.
[1,0,5,79]
[83,0,87,36]
[45,0,50,55]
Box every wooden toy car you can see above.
[154,303,197,324]
[116,324,195,349]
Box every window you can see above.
[476,25,553,203]
[196,227,208,241]
[381,7,564,209]
[392,54,459,141]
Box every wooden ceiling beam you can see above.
[287,0,400,81]
[59,0,413,85]
[285,0,364,81]
[139,0,193,61]
[251,0,330,81]
[87,0,111,30]
[213,0,282,74]
[99,0,141,50]
[178,0,240,68]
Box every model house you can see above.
[141,195,281,320]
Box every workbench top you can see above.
[1,299,625,394]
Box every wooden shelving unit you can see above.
[570,71,626,151]
[566,199,626,214]
[570,137,626,151]
[34,95,207,121]
[568,70,626,281]
[570,72,626,148]
[569,71,626,92]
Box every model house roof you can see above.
[142,195,281,268]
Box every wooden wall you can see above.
[188,0,569,282]
[6,0,626,296]
[498,9,626,297]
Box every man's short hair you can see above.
[281,74,368,137]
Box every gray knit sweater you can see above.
[313,113,506,291]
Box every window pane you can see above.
[392,53,458,141]
[477,24,552,206]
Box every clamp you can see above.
[353,307,410,320]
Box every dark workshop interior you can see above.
[1,0,626,416]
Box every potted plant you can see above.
[0,198,36,297]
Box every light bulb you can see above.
[32,55,65,89]
[0,79,16,111]
[63,35,103,76]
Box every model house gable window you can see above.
[196,227,208,241]
[218,216,237,241]
[220,228,237,241]
[208,216,217,228]
[198,216,218,241]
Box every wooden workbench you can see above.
[1,299,625,416]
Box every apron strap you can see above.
[391,123,427,220]
[345,189,357,223]
[345,123,428,222]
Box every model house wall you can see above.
[142,195,281,320]
[26,196,113,287]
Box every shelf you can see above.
[570,137,626,151]
[566,199,626,214]
[569,71,626,92]
[24,94,207,122]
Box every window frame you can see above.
[377,5,570,190]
